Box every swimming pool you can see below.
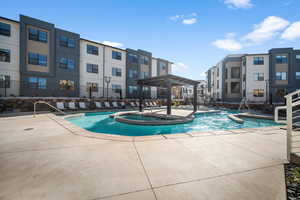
[66,110,280,136]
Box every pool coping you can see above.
[47,112,285,142]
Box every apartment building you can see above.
[0,15,172,98]
[0,17,20,96]
[206,48,300,104]
[243,54,269,103]
[269,48,300,103]
[19,15,80,97]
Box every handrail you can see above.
[278,89,300,161]
[33,100,66,117]
[274,105,287,124]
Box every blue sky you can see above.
[2,0,300,80]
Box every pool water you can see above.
[119,114,167,121]
[66,110,280,136]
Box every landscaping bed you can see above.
[285,162,300,199]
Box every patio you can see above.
[0,114,287,200]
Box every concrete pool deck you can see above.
[0,113,287,200]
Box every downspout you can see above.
[102,46,105,97]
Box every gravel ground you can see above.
[285,163,300,200]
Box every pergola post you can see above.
[139,85,143,112]
[167,81,172,115]
[193,84,198,112]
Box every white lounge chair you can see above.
[120,102,125,108]
[145,102,150,107]
[79,102,87,109]
[95,102,102,109]
[112,102,119,108]
[130,102,136,107]
[136,102,140,107]
[104,102,111,108]
[149,101,154,107]
[56,102,65,110]
[68,102,77,110]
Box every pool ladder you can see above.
[33,100,66,117]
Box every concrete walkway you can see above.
[0,114,287,200]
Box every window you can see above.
[253,89,264,97]
[59,36,75,48]
[28,53,47,66]
[112,84,122,93]
[276,55,288,64]
[87,44,98,55]
[27,77,46,89]
[217,81,219,89]
[0,22,11,36]
[112,51,122,60]
[225,82,228,94]
[253,57,264,65]
[296,55,300,60]
[140,56,149,65]
[159,62,167,71]
[231,82,240,94]
[242,57,246,66]
[231,67,240,79]
[225,68,228,79]
[253,72,264,81]
[128,85,138,94]
[276,72,287,80]
[129,69,138,78]
[0,75,10,88]
[59,58,75,69]
[28,28,47,43]
[276,88,286,98]
[112,67,122,77]
[217,68,219,77]
[296,72,300,80]
[128,53,138,63]
[86,63,98,73]
[140,71,149,79]
[59,80,74,90]
[0,49,10,62]
[86,82,98,92]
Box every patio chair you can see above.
[112,102,120,108]
[120,102,126,108]
[130,102,136,107]
[68,102,77,110]
[104,101,111,109]
[95,102,103,109]
[136,101,140,107]
[79,102,87,109]
[56,102,65,110]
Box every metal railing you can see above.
[275,90,300,161]
[33,100,66,117]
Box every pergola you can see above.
[137,74,200,115]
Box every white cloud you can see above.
[281,21,300,40]
[172,62,188,73]
[213,33,242,51]
[243,16,290,44]
[102,41,123,48]
[169,13,198,25]
[182,18,197,25]
[224,0,253,9]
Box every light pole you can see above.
[104,76,111,100]
[0,76,7,97]
[265,79,269,104]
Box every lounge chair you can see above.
[56,102,65,110]
[112,102,119,108]
[130,102,136,107]
[120,102,126,108]
[95,102,103,109]
[79,102,87,109]
[68,102,77,110]
[136,102,140,107]
[104,102,111,109]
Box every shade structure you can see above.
[137,74,200,115]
